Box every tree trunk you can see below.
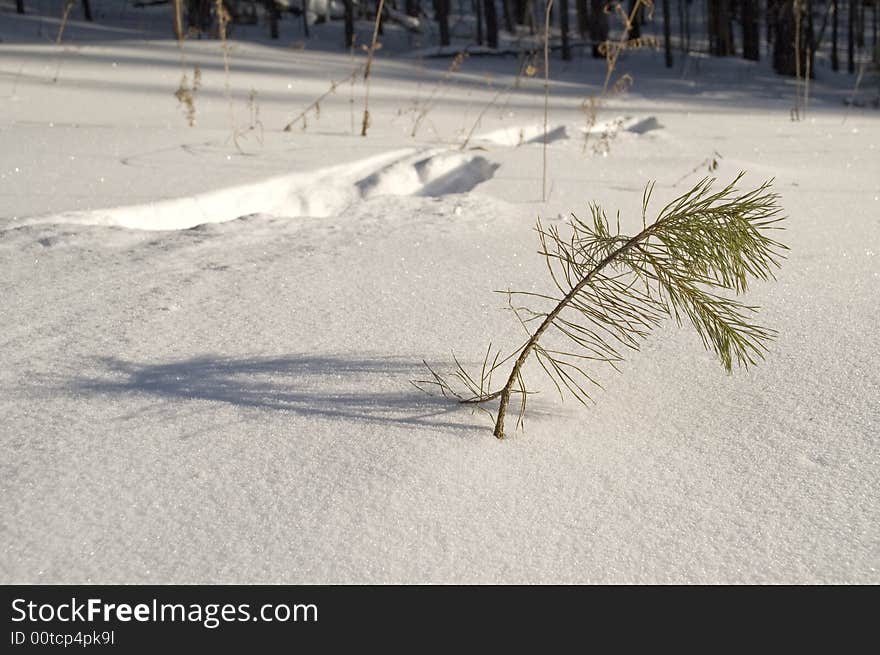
[436,0,451,45]
[476,0,484,45]
[662,0,673,66]
[627,0,642,40]
[874,0,879,60]
[856,0,865,47]
[831,0,839,69]
[560,0,572,60]
[708,0,735,55]
[575,0,588,37]
[303,0,310,37]
[16,0,25,14]
[589,0,608,57]
[501,0,516,32]
[485,0,500,47]
[742,0,760,60]
[266,0,279,38]
[187,0,212,32]
[773,0,811,75]
[82,0,93,21]
[679,0,689,52]
[848,0,855,72]
[406,0,421,15]
[345,0,355,47]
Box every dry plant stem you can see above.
[491,225,653,438]
[56,0,76,44]
[542,0,554,202]
[284,67,364,132]
[805,47,811,117]
[460,86,507,149]
[602,0,649,93]
[361,0,387,137]
[215,0,242,153]
[843,62,867,123]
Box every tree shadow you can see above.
[71,353,492,434]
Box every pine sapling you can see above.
[415,174,788,438]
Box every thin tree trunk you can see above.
[848,0,855,72]
[742,0,761,60]
[560,0,572,60]
[627,0,642,40]
[679,0,687,52]
[501,0,516,32]
[16,0,25,14]
[345,0,355,48]
[303,0,311,37]
[82,0,93,21]
[663,0,673,66]
[436,0,451,45]
[485,0,500,47]
[708,0,735,55]
[875,0,879,59]
[476,0,485,45]
[575,0,588,37]
[856,0,865,47]
[832,0,839,69]
[266,0,279,38]
[589,0,608,57]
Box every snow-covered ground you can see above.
[1,3,878,583]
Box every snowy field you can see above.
[1,2,879,583]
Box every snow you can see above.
[1,3,878,583]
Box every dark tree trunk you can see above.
[82,0,93,21]
[856,0,865,48]
[485,0,500,47]
[522,0,536,32]
[187,0,212,32]
[436,0,451,45]
[560,0,572,60]
[576,0,588,37]
[406,0,421,15]
[627,0,642,40]
[501,0,516,32]
[589,0,609,57]
[848,0,855,72]
[874,0,879,58]
[708,0,735,55]
[476,0,484,45]
[662,0,673,66]
[773,0,812,75]
[266,0,279,38]
[679,0,689,52]
[831,0,839,70]
[874,0,879,57]
[16,0,25,14]
[742,0,760,60]
[345,0,355,47]
[303,0,310,37]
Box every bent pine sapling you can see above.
[415,174,787,438]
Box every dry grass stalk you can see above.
[284,65,365,132]
[542,0,555,202]
[361,0,387,137]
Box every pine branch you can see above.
[416,174,787,438]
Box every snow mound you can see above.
[581,115,664,137]
[10,149,498,232]
[477,123,569,147]
[357,151,498,199]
